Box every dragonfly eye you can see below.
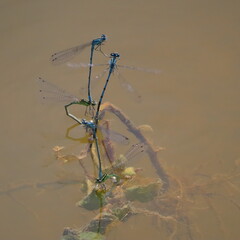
[110,52,120,58]
[101,34,107,41]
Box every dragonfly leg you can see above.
[90,105,95,117]
[95,44,108,57]
[84,106,88,116]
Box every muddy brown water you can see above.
[0,1,239,239]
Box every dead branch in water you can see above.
[99,102,169,192]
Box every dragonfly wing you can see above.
[50,41,92,64]
[115,70,142,102]
[68,67,108,96]
[66,62,92,68]
[66,63,107,68]
[91,68,108,86]
[118,64,161,74]
[100,126,129,145]
[124,143,146,161]
[37,77,79,104]
[66,62,108,92]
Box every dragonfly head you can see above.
[101,34,107,41]
[81,118,87,125]
[110,52,120,59]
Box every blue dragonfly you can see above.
[50,34,107,108]
[94,52,120,126]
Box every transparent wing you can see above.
[66,62,108,89]
[94,68,108,80]
[66,62,92,68]
[67,64,108,96]
[89,68,108,89]
[115,70,142,102]
[66,62,161,74]
[100,126,129,145]
[37,77,79,104]
[124,143,146,161]
[118,64,161,74]
[50,41,92,64]
[66,62,108,91]
[66,62,107,68]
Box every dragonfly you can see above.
[94,52,120,126]
[50,34,107,108]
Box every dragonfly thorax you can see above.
[81,119,96,131]
[108,52,120,71]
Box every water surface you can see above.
[0,1,239,239]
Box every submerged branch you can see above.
[99,102,169,192]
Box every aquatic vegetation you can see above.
[61,228,105,240]
[125,180,162,202]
